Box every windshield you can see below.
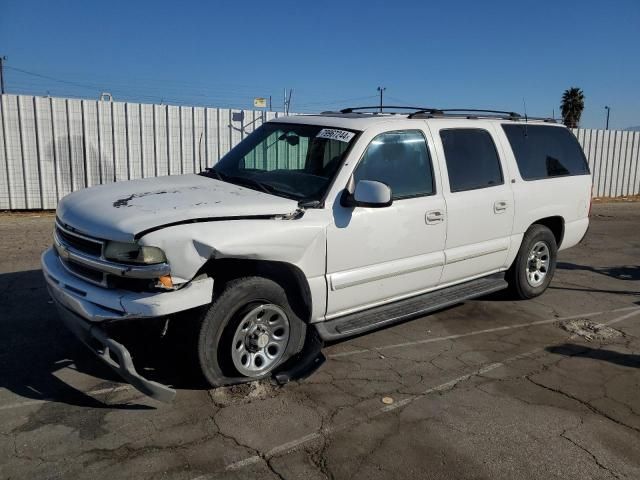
[202,123,359,203]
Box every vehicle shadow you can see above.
[546,343,640,369]
[556,262,640,281]
[0,269,198,409]
[548,285,639,296]
[551,262,639,296]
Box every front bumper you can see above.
[53,301,177,403]
[42,248,213,322]
[42,247,214,402]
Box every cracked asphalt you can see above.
[1,202,639,480]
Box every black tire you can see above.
[197,276,306,387]
[507,224,558,299]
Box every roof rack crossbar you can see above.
[439,109,521,118]
[407,109,444,118]
[339,106,440,114]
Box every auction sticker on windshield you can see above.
[316,129,355,143]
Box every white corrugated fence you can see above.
[1,94,638,209]
[0,94,285,209]
[572,128,640,198]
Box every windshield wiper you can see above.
[202,167,223,181]
[210,169,275,195]
[224,174,274,195]
[298,199,322,208]
[202,168,300,200]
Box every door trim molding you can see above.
[445,237,510,264]
[329,252,444,291]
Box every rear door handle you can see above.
[494,201,508,213]
[426,210,445,224]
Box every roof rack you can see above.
[443,108,520,117]
[409,109,521,120]
[322,106,557,123]
[338,106,441,114]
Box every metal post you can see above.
[377,86,386,113]
[286,89,293,114]
[269,95,272,112]
[605,106,610,130]
[0,56,6,94]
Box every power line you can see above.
[294,95,378,108]
[4,64,392,114]
[5,65,108,91]
[5,65,278,94]
[6,81,290,112]
[4,65,285,106]
[385,95,416,106]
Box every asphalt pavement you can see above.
[1,202,639,479]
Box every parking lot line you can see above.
[328,305,640,359]
[223,346,545,473]
[604,308,640,326]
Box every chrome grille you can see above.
[55,221,104,257]
[54,220,107,286]
[52,218,171,289]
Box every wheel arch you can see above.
[198,257,313,323]
[531,216,565,248]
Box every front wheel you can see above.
[197,276,306,387]
[507,224,558,299]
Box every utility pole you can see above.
[286,89,293,114]
[283,88,293,114]
[377,86,386,113]
[605,106,610,130]
[0,56,7,94]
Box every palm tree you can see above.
[560,87,585,128]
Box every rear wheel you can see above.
[507,224,557,299]
[197,276,306,387]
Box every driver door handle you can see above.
[494,200,508,213]
[426,210,445,224]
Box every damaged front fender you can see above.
[139,211,330,320]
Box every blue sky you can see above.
[1,0,639,129]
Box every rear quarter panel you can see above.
[491,123,592,265]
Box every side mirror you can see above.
[352,180,392,208]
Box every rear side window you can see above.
[440,129,503,192]
[502,125,590,180]
[354,130,434,199]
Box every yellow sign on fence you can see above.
[253,97,267,108]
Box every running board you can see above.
[315,273,508,341]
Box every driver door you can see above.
[325,129,447,318]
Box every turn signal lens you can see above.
[158,275,173,288]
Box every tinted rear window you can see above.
[440,129,503,192]
[502,125,589,180]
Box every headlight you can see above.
[104,241,167,265]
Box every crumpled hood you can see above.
[56,174,300,242]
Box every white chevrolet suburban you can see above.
[42,107,592,402]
